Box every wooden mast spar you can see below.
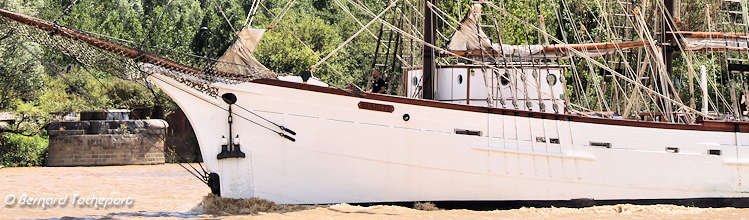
[422,0,436,100]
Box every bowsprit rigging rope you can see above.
[310,0,399,71]
[167,146,210,185]
[145,71,296,142]
[269,0,297,29]
[0,7,301,141]
[139,0,175,52]
[258,0,363,91]
[52,0,78,24]
[232,104,296,135]
[0,9,277,98]
[213,0,237,33]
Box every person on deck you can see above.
[371,70,387,94]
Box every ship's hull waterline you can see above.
[150,73,749,204]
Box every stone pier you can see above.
[45,119,168,166]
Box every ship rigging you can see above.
[4,0,749,205]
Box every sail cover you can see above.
[216,27,273,75]
[681,38,749,52]
[446,4,638,60]
[662,31,749,52]
[490,44,618,60]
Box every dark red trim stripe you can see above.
[358,101,394,113]
[252,78,749,133]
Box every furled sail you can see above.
[0,9,278,98]
[682,38,749,52]
[673,31,749,52]
[488,43,621,60]
[448,41,652,59]
[446,4,646,60]
[446,4,493,51]
[216,27,273,75]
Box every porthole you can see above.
[546,74,558,86]
[457,74,464,84]
[411,76,419,86]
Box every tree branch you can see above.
[0,129,37,137]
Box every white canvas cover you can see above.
[447,4,493,51]
[682,37,749,52]
[217,27,276,77]
[447,4,621,60]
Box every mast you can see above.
[660,0,676,121]
[661,0,675,77]
[422,0,435,100]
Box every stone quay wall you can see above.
[46,120,168,166]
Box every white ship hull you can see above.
[150,74,749,204]
[3,2,748,206]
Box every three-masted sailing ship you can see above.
[4,0,749,205]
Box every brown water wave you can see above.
[2,164,749,219]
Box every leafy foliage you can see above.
[0,133,48,167]
[0,40,45,110]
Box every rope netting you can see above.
[0,10,277,98]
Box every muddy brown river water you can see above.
[2,164,749,219]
